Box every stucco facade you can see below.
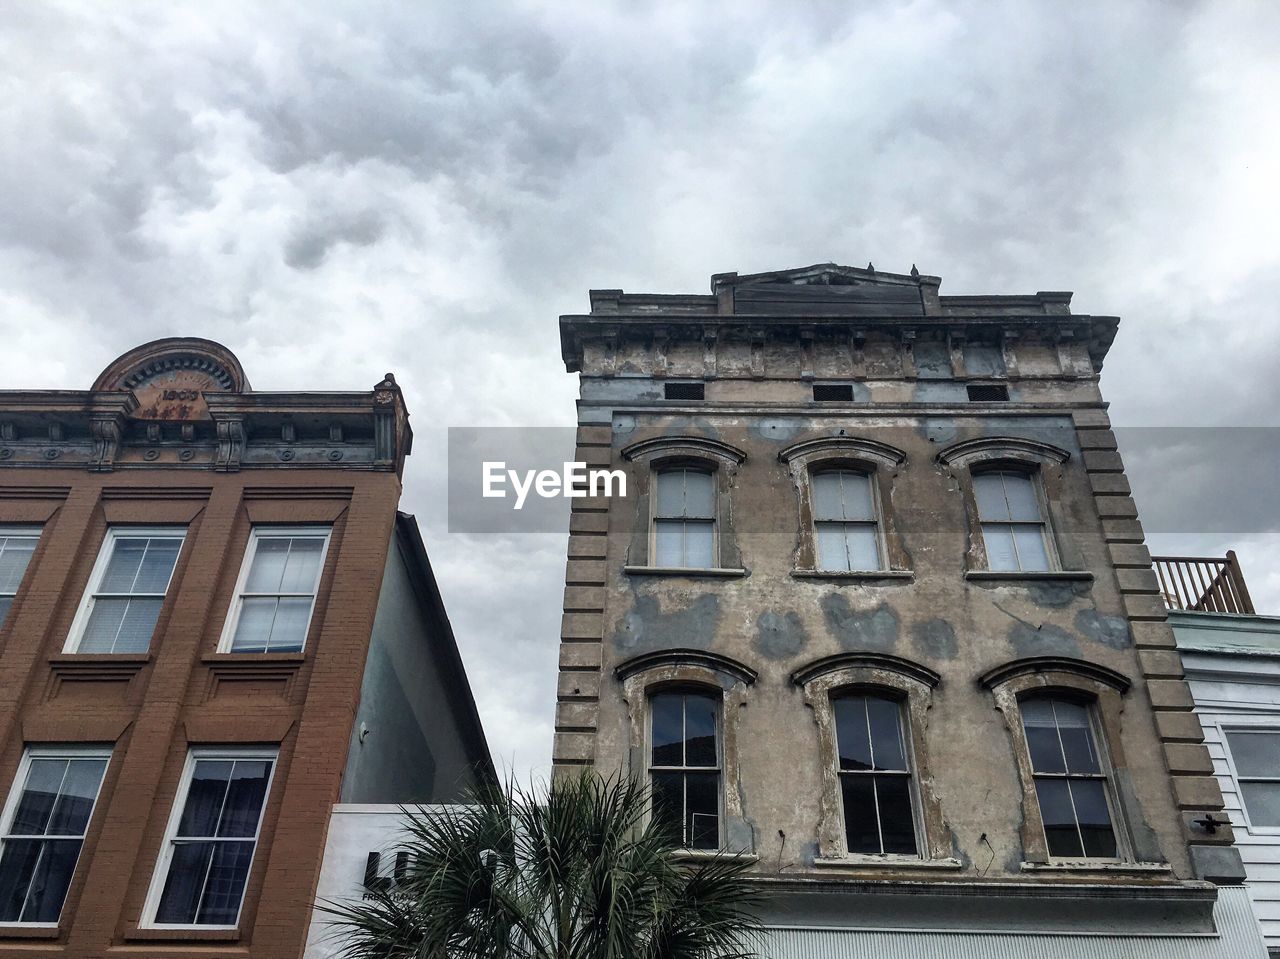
[551,263,1263,949]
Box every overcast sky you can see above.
[1,1,1277,782]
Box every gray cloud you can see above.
[2,0,1278,781]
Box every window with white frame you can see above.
[652,469,715,569]
[1020,696,1117,858]
[146,748,276,927]
[0,746,110,924]
[834,692,917,855]
[812,471,882,571]
[974,470,1053,572]
[0,528,41,626]
[65,528,185,654]
[649,690,720,849]
[220,527,330,654]
[1225,729,1280,828]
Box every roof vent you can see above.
[664,381,705,401]
[967,384,1010,402]
[813,384,854,402]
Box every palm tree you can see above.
[319,773,763,959]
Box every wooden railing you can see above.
[1152,551,1255,615]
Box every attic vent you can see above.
[664,382,705,401]
[967,384,1010,402]
[813,384,854,402]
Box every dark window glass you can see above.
[813,384,854,402]
[649,692,720,849]
[1021,697,1117,859]
[664,382,705,400]
[967,384,1009,401]
[833,694,917,856]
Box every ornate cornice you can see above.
[792,652,941,689]
[936,436,1071,469]
[620,434,746,466]
[615,648,758,687]
[978,656,1131,694]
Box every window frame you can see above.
[1221,726,1280,835]
[646,688,723,850]
[649,466,718,571]
[0,744,112,927]
[972,467,1059,573]
[793,653,950,864]
[810,468,887,573]
[0,526,42,627]
[1017,693,1122,862]
[141,746,279,930]
[216,525,332,655]
[63,526,188,655]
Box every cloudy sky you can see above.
[2,1,1277,781]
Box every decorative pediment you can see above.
[712,263,934,317]
[92,338,248,422]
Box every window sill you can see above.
[126,926,241,942]
[48,653,151,678]
[965,570,1094,583]
[813,856,963,870]
[670,849,758,863]
[0,925,60,939]
[791,569,914,582]
[201,652,306,665]
[624,566,748,579]
[1020,860,1171,875]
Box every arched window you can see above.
[812,471,881,572]
[653,468,715,569]
[649,689,721,849]
[974,469,1052,572]
[1020,695,1117,858]
[834,692,917,855]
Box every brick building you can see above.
[551,263,1268,955]
[0,338,491,957]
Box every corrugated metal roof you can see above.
[760,886,1267,959]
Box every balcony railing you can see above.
[1152,551,1255,615]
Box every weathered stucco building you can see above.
[552,263,1267,954]
[0,338,491,958]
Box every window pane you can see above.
[1053,702,1100,775]
[1002,473,1042,522]
[217,762,271,838]
[876,775,917,854]
[840,775,879,854]
[1036,778,1084,858]
[46,759,107,836]
[1012,524,1051,572]
[867,697,906,772]
[650,771,683,843]
[278,538,323,593]
[264,597,312,652]
[815,523,852,571]
[244,539,291,593]
[1241,781,1280,828]
[655,472,683,518]
[0,538,36,594]
[11,759,66,835]
[0,838,41,921]
[834,697,873,771]
[133,539,181,593]
[685,772,719,850]
[683,521,714,569]
[684,696,718,768]
[650,694,683,767]
[178,761,233,838]
[682,472,714,520]
[840,473,876,522]
[981,524,1018,572]
[230,598,279,653]
[19,838,80,923]
[1070,779,1117,857]
[0,597,11,624]
[98,538,148,593]
[844,524,881,571]
[78,599,129,654]
[812,473,845,521]
[155,841,214,924]
[654,520,683,567]
[196,840,255,925]
[1021,700,1067,774]
[1227,731,1280,779]
[973,473,1010,521]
